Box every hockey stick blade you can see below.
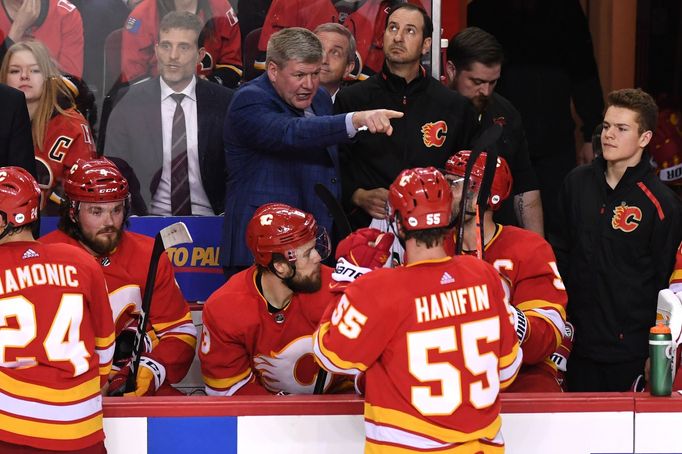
[112,222,193,396]
[160,221,193,249]
[314,183,352,237]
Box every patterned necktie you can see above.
[170,93,191,215]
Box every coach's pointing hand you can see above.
[352,109,404,136]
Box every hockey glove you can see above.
[550,321,574,389]
[111,319,153,372]
[108,356,167,397]
[332,228,394,286]
[511,306,529,344]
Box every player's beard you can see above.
[284,267,322,293]
[81,227,123,256]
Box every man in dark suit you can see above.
[0,83,35,176]
[220,27,402,277]
[104,11,232,215]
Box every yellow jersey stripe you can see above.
[203,368,251,389]
[164,333,197,348]
[215,64,243,76]
[365,403,501,443]
[152,314,193,332]
[315,323,369,372]
[516,300,567,318]
[0,412,101,440]
[499,343,520,368]
[0,371,100,403]
[95,333,115,348]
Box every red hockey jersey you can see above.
[200,265,340,395]
[35,109,96,212]
[256,0,426,80]
[446,225,568,392]
[0,241,114,451]
[40,229,197,389]
[121,0,242,85]
[314,256,521,452]
[0,0,83,77]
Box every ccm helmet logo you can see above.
[98,188,117,193]
[260,214,273,225]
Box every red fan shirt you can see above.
[0,0,83,77]
[121,0,242,84]
[35,109,96,212]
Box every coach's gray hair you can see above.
[314,23,356,64]
[266,27,324,67]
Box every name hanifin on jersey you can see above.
[415,284,490,323]
[0,264,80,295]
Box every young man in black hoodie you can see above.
[555,88,682,392]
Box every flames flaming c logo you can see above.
[611,204,642,232]
[421,121,447,148]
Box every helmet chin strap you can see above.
[269,260,296,282]
[0,223,12,242]
[68,201,87,244]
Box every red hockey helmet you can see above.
[64,158,129,203]
[444,151,513,210]
[388,167,453,231]
[0,166,41,228]
[246,203,329,266]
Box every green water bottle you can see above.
[649,323,673,397]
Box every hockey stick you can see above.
[455,124,502,256]
[314,183,352,237]
[313,183,351,395]
[111,222,193,395]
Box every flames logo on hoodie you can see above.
[611,204,642,232]
[421,121,447,148]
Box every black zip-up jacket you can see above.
[553,154,682,362]
[335,63,476,228]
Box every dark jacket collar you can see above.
[379,61,429,94]
[591,152,656,186]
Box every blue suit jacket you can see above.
[221,73,348,267]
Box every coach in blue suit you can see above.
[221,27,402,275]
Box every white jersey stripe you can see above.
[161,322,198,337]
[96,343,115,365]
[530,307,566,333]
[365,421,452,449]
[0,389,101,422]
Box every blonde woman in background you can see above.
[0,40,96,214]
